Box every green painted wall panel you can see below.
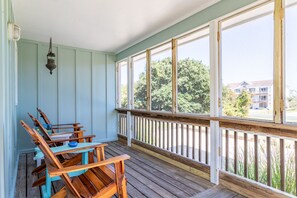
[17,39,117,149]
[106,55,117,140]
[58,47,76,123]
[92,53,107,140]
[76,50,92,135]
[38,45,59,124]
[116,0,257,60]
[17,42,38,150]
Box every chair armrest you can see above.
[34,142,107,160]
[51,125,83,130]
[46,135,95,143]
[50,130,86,136]
[51,123,80,127]
[47,154,130,177]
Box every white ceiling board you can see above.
[12,0,219,52]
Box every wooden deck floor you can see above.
[15,141,244,198]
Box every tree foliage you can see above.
[130,57,251,117]
[222,87,251,117]
[134,58,210,113]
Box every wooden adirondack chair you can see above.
[20,120,106,189]
[28,112,89,143]
[37,107,82,133]
[21,120,130,198]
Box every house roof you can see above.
[12,0,219,53]
[227,80,273,89]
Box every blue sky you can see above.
[124,3,297,92]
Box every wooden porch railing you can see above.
[132,116,210,165]
[221,128,297,194]
[116,108,297,196]
[118,113,127,136]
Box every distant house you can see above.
[227,80,273,110]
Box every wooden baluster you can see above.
[121,116,125,135]
[187,125,190,158]
[295,141,297,196]
[148,119,151,144]
[120,115,123,135]
[225,130,229,171]
[244,133,248,178]
[154,120,157,146]
[158,121,161,148]
[145,118,148,143]
[254,135,259,182]
[176,123,179,154]
[199,126,202,162]
[192,125,195,160]
[267,136,271,186]
[280,139,285,191]
[167,122,170,151]
[171,123,174,152]
[163,122,165,149]
[137,117,140,140]
[141,117,144,142]
[234,131,238,174]
[205,127,209,165]
[181,124,184,156]
[133,116,136,139]
[124,116,127,136]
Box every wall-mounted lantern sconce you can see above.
[45,37,56,75]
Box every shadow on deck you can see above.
[15,141,244,198]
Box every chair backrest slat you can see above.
[37,108,52,125]
[28,113,53,142]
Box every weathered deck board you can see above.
[15,141,243,198]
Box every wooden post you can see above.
[146,49,151,111]
[126,57,133,146]
[172,39,178,113]
[209,20,220,184]
[116,62,121,108]
[273,0,284,124]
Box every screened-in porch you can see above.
[1,0,297,197]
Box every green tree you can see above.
[121,85,128,108]
[134,58,210,113]
[223,87,251,117]
[133,57,251,116]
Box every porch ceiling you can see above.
[12,0,219,52]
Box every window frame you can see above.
[131,51,147,110]
[116,0,293,126]
[218,0,276,122]
[116,59,128,109]
[176,26,211,115]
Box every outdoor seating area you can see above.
[15,141,244,198]
[1,0,297,197]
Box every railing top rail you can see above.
[116,108,210,127]
[116,108,297,139]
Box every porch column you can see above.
[209,20,220,184]
[126,57,133,146]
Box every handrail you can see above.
[116,108,297,139]
[116,108,210,127]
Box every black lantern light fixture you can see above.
[46,37,56,75]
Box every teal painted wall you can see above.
[0,0,18,197]
[116,0,257,60]
[17,39,117,150]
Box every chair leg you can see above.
[120,178,128,198]
[115,161,127,198]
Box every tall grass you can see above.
[223,134,296,195]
